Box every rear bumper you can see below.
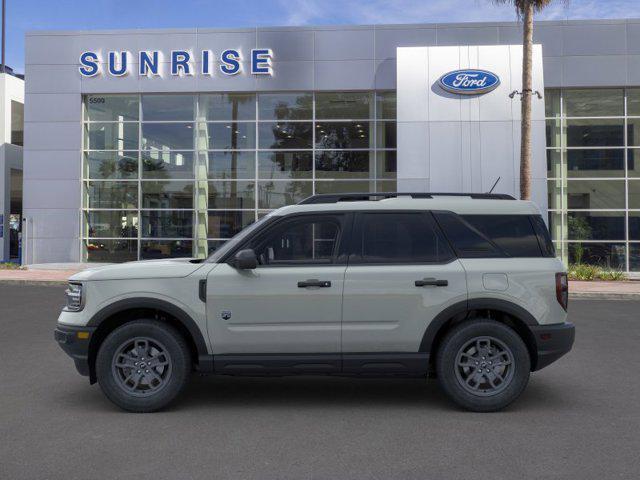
[531,322,575,371]
[54,325,96,377]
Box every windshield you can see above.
[206,214,275,263]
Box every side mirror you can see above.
[233,249,258,270]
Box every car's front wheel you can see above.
[96,320,191,412]
[436,319,531,412]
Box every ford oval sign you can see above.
[438,69,500,95]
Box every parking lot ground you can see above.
[1,284,639,480]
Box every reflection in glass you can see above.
[315,180,373,194]
[207,211,255,238]
[199,123,256,150]
[85,151,138,179]
[627,118,640,147]
[205,151,255,179]
[85,123,139,150]
[258,151,312,179]
[85,211,138,238]
[258,181,312,209]
[315,151,372,179]
[544,89,560,118]
[258,122,312,149]
[568,243,626,269]
[141,240,193,259]
[208,181,255,209]
[566,180,625,209]
[86,181,138,209]
[142,150,194,179]
[315,92,373,119]
[563,89,623,117]
[376,122,396,149]
[142,95,195,121]
[142,123,195,150]
[85,95,139,122]
[628,149,640,177]
[627,181,640,209]
[199,93,255,121]
[629,244,640,271]
[315,122,371,149]
[566,119,624,147]
[376,91,396,119]
[628,213,640,240]
[627,88,640,117]
[258,93,312,120]
[141,211,193,238]
[547,179,564,210]
[547,150,561,178]
[85,239,137,262]
[567,212,625,240]
[142,181,194,209]
[566,149,624,177]
[545,119,562,148]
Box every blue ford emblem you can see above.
[438,69,500,95]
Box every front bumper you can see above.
[531,322,575,371]
[54,324,96,377]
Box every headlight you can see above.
[64,283,84,312]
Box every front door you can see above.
[341,212,468,358]
[206,213,350,359]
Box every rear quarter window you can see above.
[461,214,543,257]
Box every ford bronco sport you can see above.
[55,192,574,412]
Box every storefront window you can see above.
[545,88,640,272]
[82,91,397,261]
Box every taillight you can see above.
[556,272,568,311]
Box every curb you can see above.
[0,279,67,287]
[570,292,640,301]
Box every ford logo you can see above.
[438,69,500,95]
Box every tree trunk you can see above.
[520,2,534,200]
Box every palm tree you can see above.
[494,0,554,200]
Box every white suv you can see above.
[55,193,574,412]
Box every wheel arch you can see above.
[86,298,210,383]
[421,298,539,371]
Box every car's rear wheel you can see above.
[96,320,191,412]
[436,319,530,412]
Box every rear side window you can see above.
[531,215,556,257]
[433,212,503,258]
[355,212,454,264]
[462,215,543,257]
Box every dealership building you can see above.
[21,18,640,272]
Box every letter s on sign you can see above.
[79,52,99,77]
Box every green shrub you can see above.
[597,269,626,281]
[568,264,600,281]
[0,262,23,270]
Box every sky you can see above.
[5,0,640,73]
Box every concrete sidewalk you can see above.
[1,266,640,299]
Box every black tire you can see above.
[96,320,191,413]
[436,319,530,412]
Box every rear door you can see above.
[341,211,468,356]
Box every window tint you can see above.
[531,215,556,257]
[462,215,543,257]
[434,212,502,258]
[253,217,341,265]
[357,213,453,264]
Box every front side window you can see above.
[356,212,453,264]
[251,216,342,266]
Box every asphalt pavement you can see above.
[1,284,638,480]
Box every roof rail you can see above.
[298,192,515,205]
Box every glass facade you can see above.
[546,88,640,272]
[82,92,397,261]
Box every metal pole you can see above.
[1,0,5,74]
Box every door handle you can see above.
[298,279,332,288]
[415,278,448,287]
